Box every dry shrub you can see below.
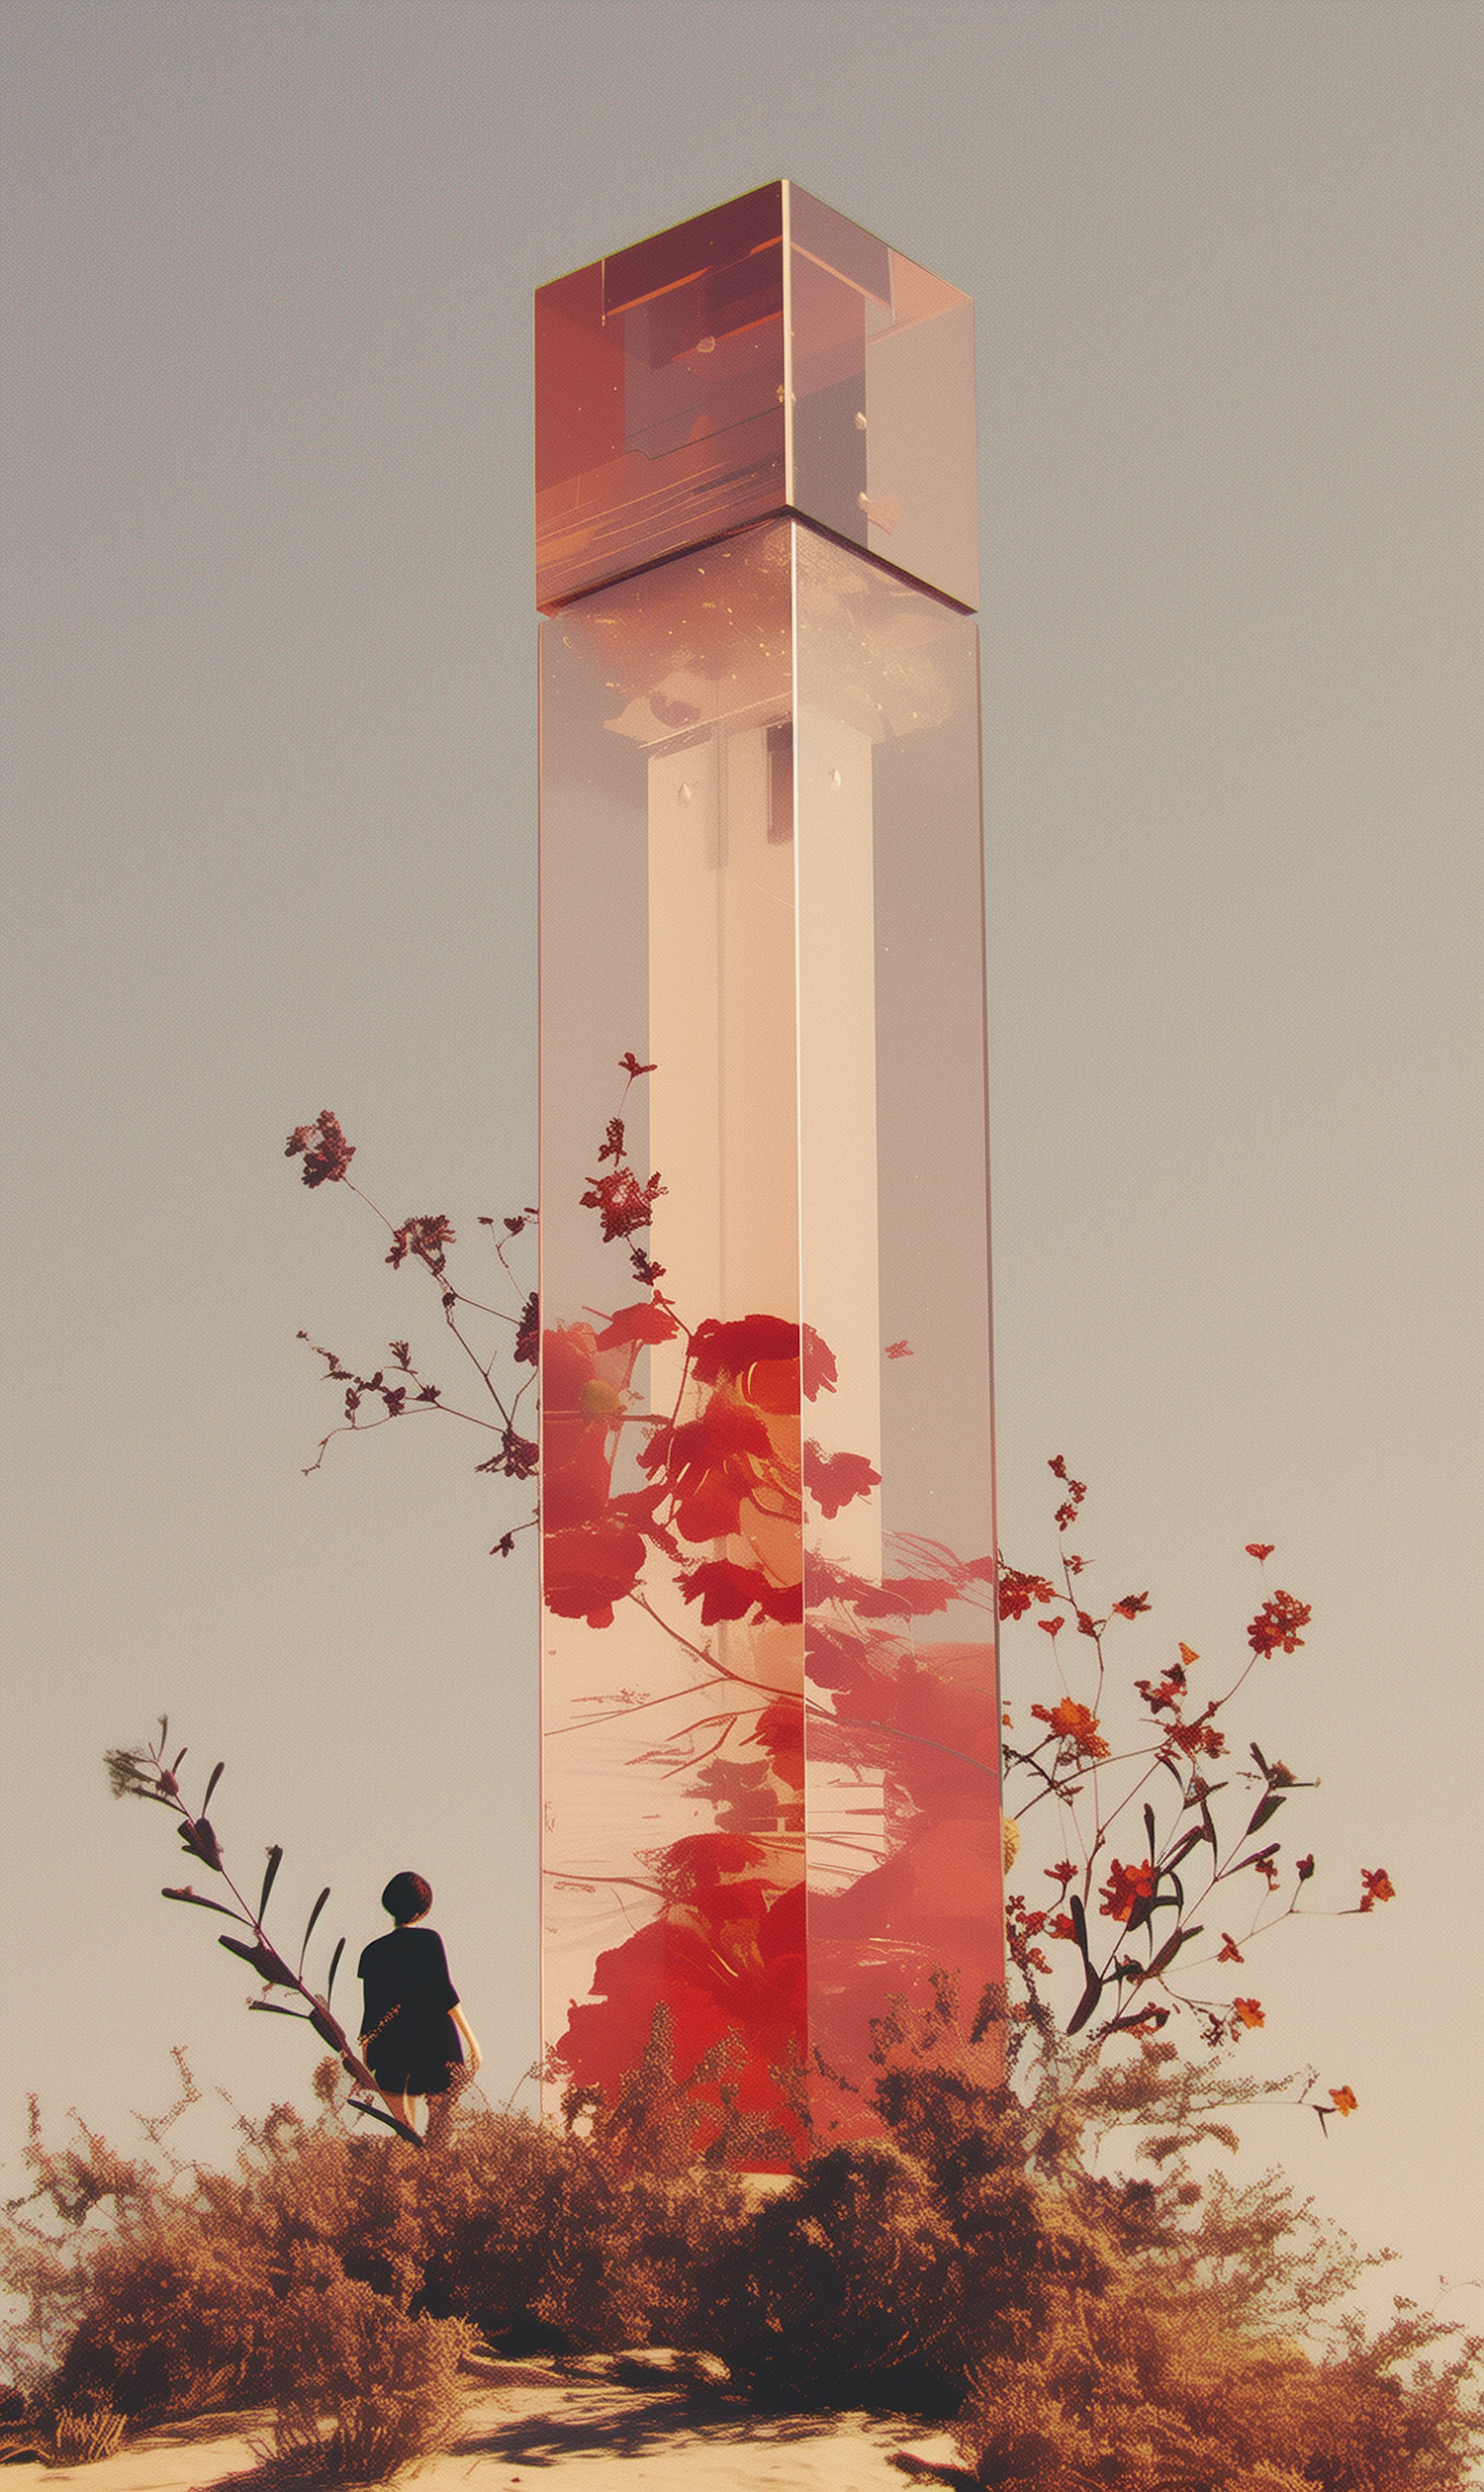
[43,2406,128,2466]
[956,2279,1484,2492]
[390,2096,747,2355]
[263,2274,473,2484]
[10,2040,1478,2484]
[706,2139,968,2413]
[44,2221,278,2420]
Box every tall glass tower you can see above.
[535,183,1000,2163]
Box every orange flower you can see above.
[1358,1868,1395,1911]
[1329,2084,1357,2116]
[1112,1591,1151,1619]
[1099,1859,1156,1923]
[1178,1642,1200,1666]
[1233,1997,1265,2029]
[1032,1699,1110,1760]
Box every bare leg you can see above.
[379,2087,419,2135]
[425,2077,468,2149]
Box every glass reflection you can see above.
[536,184,976,614]
[539,522,999,2161]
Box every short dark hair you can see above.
[382,1871,433,1924]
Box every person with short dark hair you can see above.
[356,1873,481,2140]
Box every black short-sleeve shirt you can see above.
[357,1926,462,2094]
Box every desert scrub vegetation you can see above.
[260,2273,472,2484]
[4,2011,1481,2486]
[8,1097,1473,2476]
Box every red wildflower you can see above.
[1046,1860,1078,1891]
[1163,1710,1227,1761]
[1032,1699,1110,1761]
[1050,1913,1077,1942]
[1039,1615,1064,1638]
[514,1291,539,1366]
[997,1567,1057,1621]
[1296,1854,1316,1883]
[1358,1867,1395,1911]
[493,1427,539,1481]
[1005,1898,1053,1978]
[1329,2085,1357,2116]
[884,1339,912,1359]
[1232,1997,1265,2030]
[386,1214,456,1274]
[1112,1592,1152,1619]
[286,1110,355,1188]
[1248,1590,1312,1657]
[581,1165,666,1242]
[1099,1860,1156,1923]
[1217,1934,1245,1964]
[1246,1543,1274,1561]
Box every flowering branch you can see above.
[104,1719,421,2145]
[286,1110,539,1553]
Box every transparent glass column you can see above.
[537,192,999,2165]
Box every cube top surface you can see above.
[535,181,977,614]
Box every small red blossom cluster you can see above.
[1005,1894,1054,1979]
[386,1214,456,1274]
[1163,1706,1226,1761]
[1358,1867,1395,1911]
[997,1566,1057,1622]
[580,1165,667,1242]
[1048,1453,1087,1535]
[1248,1590,1312,1657]
[285,1110,355,1188]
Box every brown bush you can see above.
[7,2044,1479,2486]
[956,2276,1484,2492]
[261,2274,472,2484]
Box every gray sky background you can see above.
[3,0,1479,2333]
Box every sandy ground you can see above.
[0,2355,975,2492]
